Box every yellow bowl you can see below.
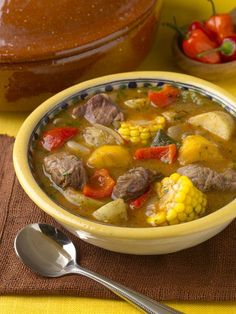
[13,71,236,255]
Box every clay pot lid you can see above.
[0,0,156,63]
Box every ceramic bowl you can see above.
[0,0,163,112]
[172,8,236,81]
[13,71,236,255]
[172,34,236,81]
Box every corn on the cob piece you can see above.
[147,173,207,226]
[118,116,166,145]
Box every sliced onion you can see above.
[63,188,104,210]
[93,123,124,145]
[53,118,65,125]
[66,140,91,154]
[124,98,149,109]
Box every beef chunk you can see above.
[112,167,162,201]
[44,152,87,189]
[72,93,124,126]
[177,164,236,192]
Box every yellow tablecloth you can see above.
[1,0,236,313]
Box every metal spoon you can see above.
[14,223,183,314]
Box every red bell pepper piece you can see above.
[134,144,177,164]
[182,29,221,63]
[83,169,115,199]
[129,188,152,210]
[148,84,180,108]
[204,0,234,41]
[41,127,78,151]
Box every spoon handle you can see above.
[68,265,183,314]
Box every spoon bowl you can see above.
[14,223,76,277]
[14,223,182,314]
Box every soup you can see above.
[32,82,236,227]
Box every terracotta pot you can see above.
[0,0,163,111]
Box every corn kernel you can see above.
[162,177,171,186]
[141,140,148,145]
[188,212,196,221]
[140,132,150,140]
[169,173,180,183]
[194,204,202,214]
[180,185,190,194]
[155,116,165,124]
[185,205,193,214]
[166,209,177,221]
[175,191,186,202]
[146,216,156,226]
[130,136,140,143]
[119,128,130,136]
[130,130,139,137]
[185,195,192,205]
[173,203,185,213]
[151,125,160,131]
[192,197,198,207]
[189,189,195,197]
[149,125,156,132]
[178,212,187,222]
[178,176,189,185]
[151,212,167,225]
[169,218,179,225]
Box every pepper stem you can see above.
[197,48,219,58]
[207,0,216,16]
[163,17,186,39]
[197,39,235,58]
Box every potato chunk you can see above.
[188,111,235,141]
[178,135,223,165]
[87,145,132,169]
[93,199,128,224]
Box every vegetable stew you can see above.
[32,83,236,227]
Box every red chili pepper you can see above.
[134,144,177,164]
[189,21,218,42]
[129,188,152,210]
[205,15,234,42]
[204,0,234,41]
[41,127,78,151]
[182,29,221,63]
[83,169,115,199]
[197,35,236,62]
[148,84,180,108]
